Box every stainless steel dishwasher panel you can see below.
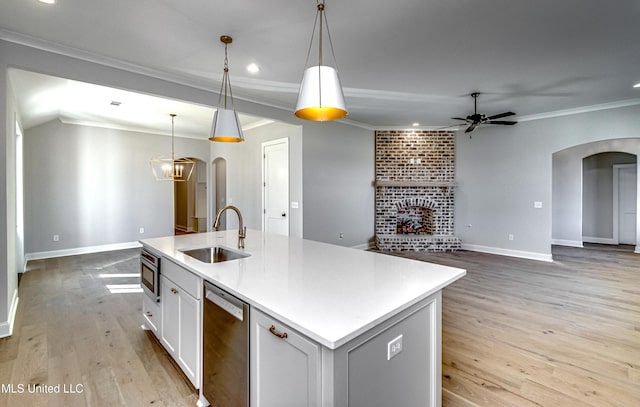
[202,281,249,407]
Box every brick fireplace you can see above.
[375,130,461,252]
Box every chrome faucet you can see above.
[213,205,246,249]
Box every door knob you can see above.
[281,213,286,217]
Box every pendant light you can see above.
[210,35,245,142]
[295,1,347,121]
[150,114,195,181]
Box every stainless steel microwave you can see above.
[141,249,160,302]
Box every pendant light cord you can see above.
[301,1,341,70]
[171,114,176,175]
[217,41,236,111]
[299,1,342,109]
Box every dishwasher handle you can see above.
[204,281,245,322]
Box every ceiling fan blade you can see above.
[451,117,468,121]
[486,120,517,125]
[435,124,461,130]
[487,111,516,120]
[465,123,477,133]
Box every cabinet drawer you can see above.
[142,294,161,337]
[161,258,201,299]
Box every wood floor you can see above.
[0,249,198,407]
[1,244,638,406]
[394,244,640,407]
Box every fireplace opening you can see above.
[397,207,434,235]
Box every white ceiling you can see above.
[8,69,271,138]
[2,0,640,131]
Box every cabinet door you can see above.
[142,294,161,338]
[160,275,179,355]
[178,289,200,387]
[251,309,322,407]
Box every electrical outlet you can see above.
[508,234,514,241]
[139,227,145,234]
[387,334,403,360]
[339,233,344,240]
[53,234,60,242]
[534,201,543,209]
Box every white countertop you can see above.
[141,230,466,349]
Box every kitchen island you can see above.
[141,229,465,407]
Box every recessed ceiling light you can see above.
[634,83,640,88]
[38,0,55,4]
[247,63,260,74]
[412,122,420,126]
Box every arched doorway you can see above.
[174,157,207,234]
[552,139,640,252]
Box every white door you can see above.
[262,138,289,236]
[618,164,637,245]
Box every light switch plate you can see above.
[534,201,543,209]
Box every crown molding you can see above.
[1,29,215,92]
[4,29,637,131]
[1,30,375,131]
[515,98,640,122]
[58,117,207,140]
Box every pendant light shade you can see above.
[210,35,244,142]
[210,108,244,142]
[150,114,195,182]
[295,65,347,121]
[295,2,348,121]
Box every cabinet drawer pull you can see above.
[171,288,178,294]
[146,311,153,317]
[269,325,288,339]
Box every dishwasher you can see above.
[203,281,249,407]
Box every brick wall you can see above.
[375,130,460,251]
[376,131,455,182]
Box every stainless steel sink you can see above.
[180,246,250,264]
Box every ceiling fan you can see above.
[452,92,517,134]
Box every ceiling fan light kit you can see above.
[210,35,245,143]
[295,2,348,121]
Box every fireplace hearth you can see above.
[375,130,461,252]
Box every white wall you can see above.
[303,121,375,248]
[23,119,209,255]
[456,104,640,260]
[210,121,304,238]
[0,67,19,337]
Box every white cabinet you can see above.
[160,259,202,389]
[250,308,322,407]
[160,275,179,353]
[250,293,440,407]
[142,294,161,338]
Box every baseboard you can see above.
[582,236,617,245]
[461,243,553,262]
[351,241,376,251]
[25,241,142,262]
[0,288,19,338]
[551,239,584,248]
